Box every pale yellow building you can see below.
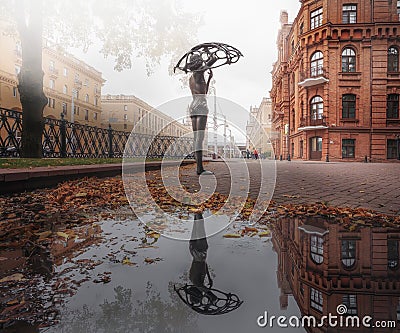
[101,94,191,137]
[246,97,273,158]
[0,31,105,127]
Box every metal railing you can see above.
[299,115,327,127]
[0,107,194,159]
[299,66,328,82]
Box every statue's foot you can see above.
[197,170,214,175]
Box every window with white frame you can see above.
[388,46,399,72]
[343,4,357,23]
[310,288,323,312]
[310,96,324,120]
[397,0,400,20]
[341,239,356,267]
[342,295,357,315]
[342,47,356,72]
[310,51,323,76]
[310,235,324,264]
[310,8,323,29]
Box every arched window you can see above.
[342,94,356,118]
[310,235,324,264]
[310,51,323,77]
[388,46,399,72]
[310,96,323,120]
[63,85,68,94]
[341,47,356,72]
[341,240,356,268]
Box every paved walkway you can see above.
[1,159,398,215]
[179,160,400,216]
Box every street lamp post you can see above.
[228,128,232,158]
[223,115,227,158]
[70,85,81,155]
[209,84,229,159]
[71,89,76,124]
[209,85,218,159]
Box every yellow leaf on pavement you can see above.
[56,231,69,239]
[122,257,135,266]
[223,233,241,238]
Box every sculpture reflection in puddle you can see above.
[174,212,243,315]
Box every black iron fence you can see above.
[0,107,194,158]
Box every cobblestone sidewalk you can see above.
[179,160,400,215]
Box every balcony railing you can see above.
[74,80,83,89]
[298,67,329,87]
[48,67,59,77]
[299,115,327,128]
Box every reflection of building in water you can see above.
[50,224,102,265]
[272,216,400,332]
[0,224,102,280]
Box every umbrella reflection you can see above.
[174,212,243,315]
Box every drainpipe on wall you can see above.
[369,31,373,163]
[287,70,291,161]
[369,0,374,162]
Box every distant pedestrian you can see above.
[246,149,251,159]
[254,149,258,160]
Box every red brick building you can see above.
[272,216,400,332]
[270,1,400,161]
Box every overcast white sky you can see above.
[74,0,301,141]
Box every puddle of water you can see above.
[39,213,301,333]
[2,213,400,332]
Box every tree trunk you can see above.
[17,0,47,158]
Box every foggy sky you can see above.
[73,0,301,141]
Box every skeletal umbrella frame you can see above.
[174,42,243,73]
[174,284,243,315]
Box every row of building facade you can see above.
[0,30,190,140]
[248,0,400,162]
[273,216,400,332]
[246,97,274,158]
